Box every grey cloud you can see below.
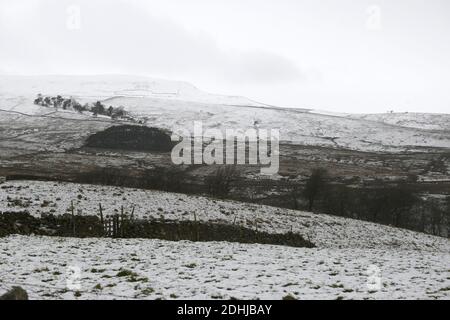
[223,51,303,84]
[0,0,302,84]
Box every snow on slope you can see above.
[104,96,450,152]
[0,235,448,300]
[0,75,449,152]
[1,181,449,300]
[1,180,449,251]
[351,113,450,131]
[0,75,265,109]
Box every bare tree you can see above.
[206,165,239,197]
[303,168,328,211]
[429,202,444,236]
[376,184,418,228]
[288,182,301,210]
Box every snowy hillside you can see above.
[105,96,450,152]
[0,75,449,153]
[1,180,449,300]
[350,113,450,131]
[1,180,449,251]
[0,75,266,109]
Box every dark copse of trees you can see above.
[34,94,127,119]
[85,125,174,152]
[362,184,418,227]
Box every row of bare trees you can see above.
[69,160,448,237]
[34,94,127,119]
[200,165,448,236]
[289,168,449,236]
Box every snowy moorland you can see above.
[0,184,449,300]
[0,75,449,153]
[0,235,448,300]
[0,180,448,300]
[350,113,450,131]
[1,180,449,251]
[0,75,449,300]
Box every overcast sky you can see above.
[1,0,449,113]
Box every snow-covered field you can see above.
[0,182,449,300]
[1,75,449,153]
[2,180,449,251]
[0,180,449,300]
[0,235,448,300]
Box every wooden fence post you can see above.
[99,203,104,224]
[116,214,120,238]
[71,201,75,236]
[120,206,124,238]
[130,206,135,221]
[99,203,104,236]
[112,215,116,238]
[193,212,199,241]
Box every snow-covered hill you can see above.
[0,75,266,109]
[0,180,449,300]
[350,113,450,131]
[1,180,449,251]
[0,75,449,153]
[1,76,449,300]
